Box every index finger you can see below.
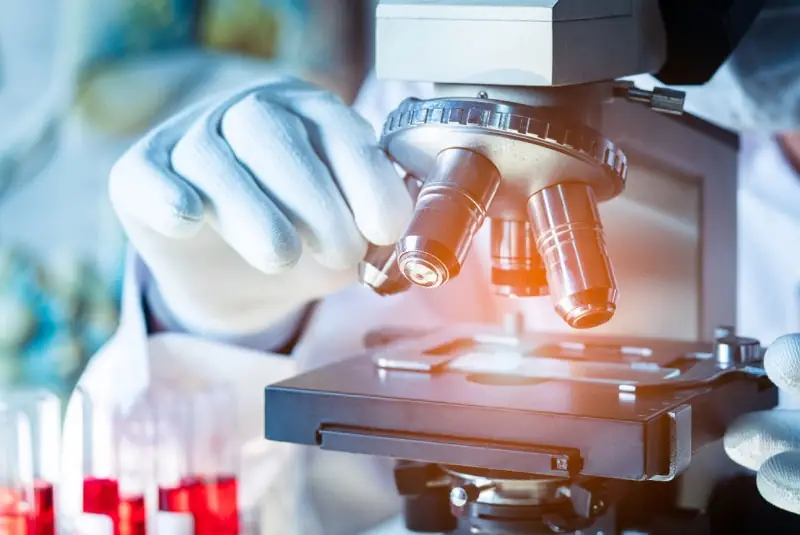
[271,82,413,247]
[765,334,800,397]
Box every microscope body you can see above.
[266,2,785,534]
[375,0,667,88]
[363,0,695,329]
[362,0,768,333]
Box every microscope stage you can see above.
[265,329,776,482]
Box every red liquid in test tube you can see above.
[0,483,56,535]
[0,390,60,535]
[158,476,238,535]
[0,486,28,535]
[155,386,240,535]
[82,478,146,535]
[30,482,54,535]
[79,391,147,535]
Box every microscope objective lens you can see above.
[528,183,618,329]
[397,148,501,288]
[358,176,422,296]
[401,255,445,287]
[490,218,549,298]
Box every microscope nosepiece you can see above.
[528,183,618,329]
[397,149,501,288]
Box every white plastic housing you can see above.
[375,0,668,87]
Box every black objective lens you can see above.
[490,218,549,298]
[397,148,501,289]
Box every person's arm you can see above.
[144,278,316,354]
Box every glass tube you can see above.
[1,406,35,535]
[155,388,191,518]
[78,388,147,535]
[0,389,60,535]
[115,399,151,535]
[156,385,239,535]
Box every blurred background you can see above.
[0,0,376,398]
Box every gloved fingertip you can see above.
[757,451,800,515]
[314,234,369,272]
[237,230,304,276]
[109,151,206,239]
[765,334,800,396]
[724,410,800,473]
[153,186,205,239]
[357,192,414,247]
[724,411,769,471]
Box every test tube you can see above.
[0,389,60,535]
[78,389,147,535]
[154,389,193,533]
[116,400,153,535]
[156,385,239,535]
[1,407,34,535]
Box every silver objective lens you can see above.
[527,182,618,329]
[397,149,501,288]
[359,177,423,296]
[359,246,409,296]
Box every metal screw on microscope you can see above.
[614,82,686,115]
[450,482,495,508]
[714,325,735,340]
[714,336,762,367]
[450,487,470,508]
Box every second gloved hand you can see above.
[725,334,800,515]
[109,78,413,338]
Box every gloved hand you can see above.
[724,334,800,514]
[108,77,413,338]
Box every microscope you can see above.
[266,2,789,533]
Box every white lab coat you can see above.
[60,75,800,535]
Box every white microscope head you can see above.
[374,0,667,87]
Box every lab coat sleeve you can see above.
[144,271,312,352]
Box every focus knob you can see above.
[714,335,762,366]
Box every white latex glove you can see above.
[108,77,413,338]
[725,334,800,514]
